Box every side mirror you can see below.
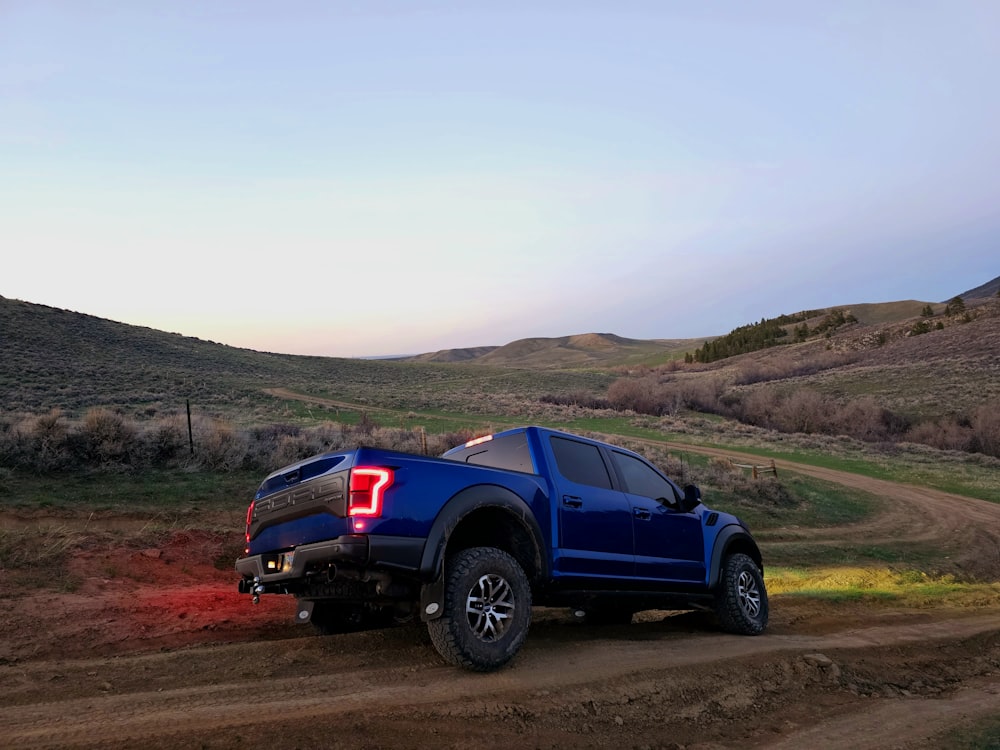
[681,484,702,512]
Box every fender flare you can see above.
[708,524,763,589]
[419,483,548,580]
[418,484,547,621]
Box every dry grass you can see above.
[768,566,1000,607]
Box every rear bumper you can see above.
[236,534,368,584]
[236,534,426,587]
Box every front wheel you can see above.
[714,553,768,635]
[427,547,532,671]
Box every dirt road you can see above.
[2,408,999,748]
[1,581,998,750]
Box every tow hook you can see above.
[252,576,265,604]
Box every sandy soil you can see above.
[1,450,999,749]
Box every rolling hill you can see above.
[0,297,612,419]
[402,332,708,368]
[2,274,996,425]
[396,297,986,368]
[404,346,499,363]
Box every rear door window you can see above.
[549,436,613,489]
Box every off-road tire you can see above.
[715,552,768,635]
[427,547,532,672]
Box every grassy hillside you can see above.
[400,300,958,369]
[0,297,611,423]
[405,346,499,363]
[832,300,940,325]
[608,297,1000,445]
[3,290,997,448]
[405,332,709,368]
[474,332,693,368]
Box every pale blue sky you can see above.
[3,1,998,356]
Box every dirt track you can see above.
[2,410,1000,748]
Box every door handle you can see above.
[562,495,583,508]
[633,507,652,521]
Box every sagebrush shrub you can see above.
[70,408,137,468]
[905,418,974,452]
[971,401,1000,457]
[191,416,248,471]
[140,414,189,464]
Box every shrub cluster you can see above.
[603,372,1000,458]
[732,350,860,386]
[606,375,727,417]
[731,390,911,442]
[0,409,469,473]
[539,391,611,410]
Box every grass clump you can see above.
[0,526,85,593]
[767,566,1000,607]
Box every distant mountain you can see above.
[405,346,499,363]
[954,275,1000,300]
[401,332,707,368]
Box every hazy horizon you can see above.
[4,2,999,357]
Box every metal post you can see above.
[187,399,194,455]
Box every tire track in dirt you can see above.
[1,614,997,749]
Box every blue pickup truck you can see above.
[236,426,767,671]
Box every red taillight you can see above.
[245,500,255,545]
[348,467,394,517]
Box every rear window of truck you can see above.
[444,432,536,474]
[549,436,613,489]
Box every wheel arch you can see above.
[419,484,548,586]
[708,525,764,589]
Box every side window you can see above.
[549,437,612,490]
[612,451,678,504]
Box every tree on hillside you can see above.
[691,309,826,363]
[921,304,934,317]
[811,308,858,336]
[693,318,789,363]
[944,296,966,315]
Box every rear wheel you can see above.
[427,547,532,671]
[714,553,768,635]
